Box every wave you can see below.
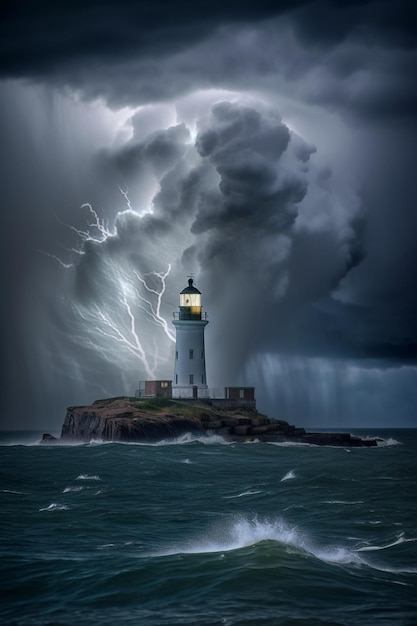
[223,490,263,499]
[268,441,318,447]
[84,433,232,447]
[39,503,69,512]
[324,500,364,505]
[376,437,401,447]
[102,433,232,447]
[63,486,84,493]
[149,433,232,446]
[152,516,361,566]
[280,470,295,482]
[76,474,101,481]
[355,534,417,552]
[151,515,417,576]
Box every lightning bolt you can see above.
[133,266,176,343]
[118,187,133,212]
[46,200,176,384]
[75,203,114,243]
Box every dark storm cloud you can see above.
[1,0,416,429]
[0,0,299,75]
[193,102,299,234]
[0,0,415,121]
[1,0,414,76]
[291,0,416,47]
[69,99,366,383]
[71,120,199,309]
[148,101,368,381]
[104,122,191,179]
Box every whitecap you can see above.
[153,516,300,557]
[324,500,364,505]
[136,433,232,447]
[355,535,417,552]
[268,441,318,447]
[376,437,401,447]
[310,545,361,565]
[359,560,417,574]
[280,470,295,482]
[87,439,113,445]
[39,503,69,512]
[147,515,417,575]
[223,490,263,499]
[150,515,361,567]
[76,474,101,481]
[63,486,84,493]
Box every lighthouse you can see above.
[172,278,209,399]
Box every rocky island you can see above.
[41,397,381,447]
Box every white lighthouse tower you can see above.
[172,278,209,399]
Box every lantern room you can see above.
[179,278,202,320]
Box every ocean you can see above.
[1,429,417,625]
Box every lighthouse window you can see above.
[201,375,204,384]
[189,374,194,384]
[189,349,194,359]
[176,351,178,360]
[175,375,178,384]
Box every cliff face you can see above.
[61,398,204,442]
[55,397,381,447]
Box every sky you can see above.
[1,0,416,431]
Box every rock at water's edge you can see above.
[40,433,58,444]
[57,397,382,447]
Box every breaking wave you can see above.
[151,516,417,575]
[91,433,233,447]
[152,516,362,565]
[377,437,401,447]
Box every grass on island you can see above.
[94,396,206,415]
[93,396,262,419]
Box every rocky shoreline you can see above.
[41,397,382,447]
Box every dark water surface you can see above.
[1,429,417,625]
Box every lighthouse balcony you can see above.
[173,311,208,321]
